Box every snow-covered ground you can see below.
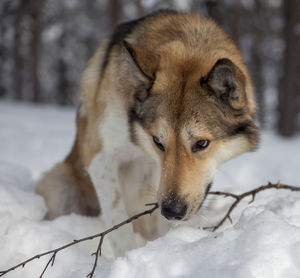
[0,101,300,278]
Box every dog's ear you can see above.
[201,58,246,110]
[123,40,160,80]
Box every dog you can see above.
[36,10,259,256]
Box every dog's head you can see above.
[125,41,259,221]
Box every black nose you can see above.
[161,199,187,220]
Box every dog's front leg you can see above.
[88,152,136,257]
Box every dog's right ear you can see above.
[201,58,247,110]
[123,40,160,80]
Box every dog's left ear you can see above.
[123,40,160,80]
[201,58,246,110]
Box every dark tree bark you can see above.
[231,1,241,47]
[204,0,223,26]
[13,0,27,101]
[109,0,122,31]
[29,0,43,103]
[278,0,298,136]
[136,0,146,17]
[0,2,10,98]
[251,0,265,127]
[57,33,71,106]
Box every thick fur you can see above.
[36,11,259,256]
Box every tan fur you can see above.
[36,110,100,219]
[128,13,256,114]
[80,40,109,166]
[36,162,100,219]
[37,11,259,252]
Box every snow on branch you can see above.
[1,183,300,277]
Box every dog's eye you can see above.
[192,140,210,153]
[153,136,165,152]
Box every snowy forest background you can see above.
[1,0,300,137]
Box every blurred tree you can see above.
[136,0,146,17]
[204,0,223,26]
[13,0,28,101]
[278,0,298,136]
[56,33,71,106]
[29,0,44,103]
[110,0,122,30]
[231,0,241,47]
[251,0,265,127]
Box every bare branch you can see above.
[86,235,104,278]
[206,182,300,231]
[0,203,158,278]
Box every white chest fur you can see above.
[88,102,156,256]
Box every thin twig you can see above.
[206,182,300,232]
[86,235,104,278]
[0,203,158,278]
[39,253,56,278]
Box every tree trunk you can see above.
[109,0,122,31]
[205,0,223,26]
[57,33,70,106]
[136,0,146,17]
[0,15,6,98]
[30,0,43,103]
[13,1,26,101]
[251,0,265,127]
[231,1,241,47]
[278,0,298,136]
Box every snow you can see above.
[0,101,300,278]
